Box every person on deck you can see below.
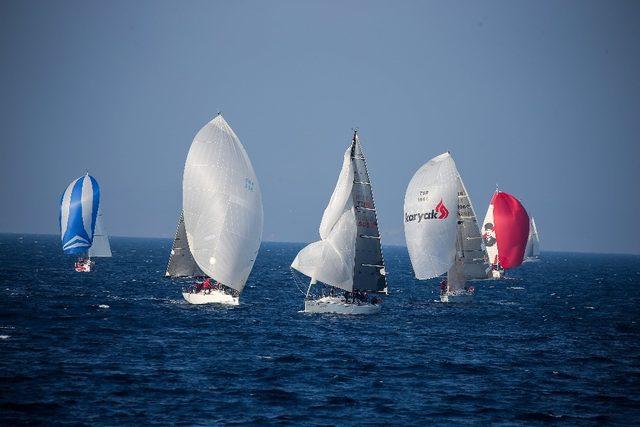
[439,279,447,296]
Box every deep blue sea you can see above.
[1,234,639,425]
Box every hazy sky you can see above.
[1,0,639,254]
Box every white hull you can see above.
[440,291,474,303]
[304,296,381,315]
[182,289,239,305]
[75,261,94,272]
[490,269,503,279]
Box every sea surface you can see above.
[1,234,639,425]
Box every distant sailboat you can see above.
[59,173,111,272]
[180,114,263,305]
[291,130,387,314]
[403,152,481,302]
[481,189,530,278]
[524,217,540,261]
[165,211,204,278]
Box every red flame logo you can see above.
[435,199,449,219]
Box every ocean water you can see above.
[1,234,639,425]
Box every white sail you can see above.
[291,148,357,291]
[455,175,489,278]
[403,152,459,279]
[182,114,263,293]
[524,217,541,259]
[481,194,499,266]
[88,211,112,258]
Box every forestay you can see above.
[403,152,458,279]
[59,174,100,255]
[88,211,112,258]
[166,211,204,277]
[182,115,263,293]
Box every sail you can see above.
[182,115,263,293]
[403,152,459,279]
[446,257,467,292]
[291,147,357,292]
[351,136,387,292]
[291,133,386,293]
[455,175,489,279]
[524,217,540,258]
[88,211,112,258]
[59,174,100,255]
[485,191,530,269]
[165,211,204,277]
[481,193,499,267]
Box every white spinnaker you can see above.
[88,211,112,258]
[404,152,459,279]
[291,148,357,292]
[481,196,499,266]
[182,115,263,293]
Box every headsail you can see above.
[166,211,204,277]
[59,174,100,255]
[291,132,386,293]
[403,152,458,279]
[182,114,263,293]
[88,211,112,258]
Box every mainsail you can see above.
[182,114,263,293]
[455,175,489,279]
[524,217,540,259]
[59,173,100,255]
[481,191,530,269]
[165,211,204,277]
[88,211,112,258]
[291,132,386,293]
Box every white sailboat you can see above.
[59,173,110,272]
[291,130,387,314]
[403,152,479,303]
[524,217,540,261]
[180,114,263,305]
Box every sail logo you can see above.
[483,223,497,247]
[405,200,449,222]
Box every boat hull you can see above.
[490,269,503,279]
[440,291,474,303]
[74,262,93,272]
[182,290,239,305]
[304,296,381,315]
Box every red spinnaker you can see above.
[493,192,530,269]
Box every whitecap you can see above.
[0,335,9,340]
[98,304,110,309]
[507,286,525,290]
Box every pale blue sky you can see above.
[1,0,639,254]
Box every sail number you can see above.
[245,178,255,191]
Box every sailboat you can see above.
[180,114,263,305]
[291,130,387,314]
[481,189,530,278]
[524,217,540,261]
[403,152,482,303]
[165,211,204,278]
[59,173,111,272]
